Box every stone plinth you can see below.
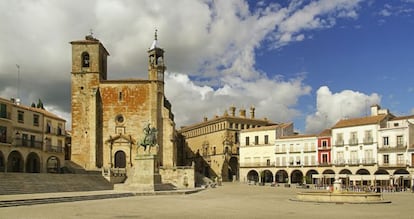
[116,154,161,192]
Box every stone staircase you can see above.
[0,173,113,195]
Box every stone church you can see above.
[69,32,192,188]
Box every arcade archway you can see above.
[275,170,288,183]
[291,170,303,184]
[261,169,273,183]
[247,170,259,183]
[7,151,24,172]
[26,152,40,173]
[47,156,60,173]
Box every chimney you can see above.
[239,108,246,118]
[229,106,236,117]
[250,106,255,119]
[371,104,380,116]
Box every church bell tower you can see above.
[148,30,166,81]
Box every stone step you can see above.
[0,173,113,195]
[0,193,135,208]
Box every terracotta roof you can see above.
[318,129,332,137]
[278,134,316,139]
[240,123,291,132]
[16,104,66,122]
[179,115,273,132]
[390,115,414,121]
[332,114,388,129]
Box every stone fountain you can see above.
[293,178,391,204]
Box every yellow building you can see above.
[178,106,275,181]
[0,97,66,173]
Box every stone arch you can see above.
[7,150,24,172]
[339,169,352,175]
[322,169,335,185]
[305,169,318,184]
[81,52,90,67]
[356,168,370,175]
[247,170,259,183]
[0,151,5,172]
[46,156,60,173]
[26,152,41,173]
[275,170,288,183]
[394,169,409,175]
[114,150,126,168]
[322,169,335,174]
[228,156,238,181]
[291,169,303,184]
[374,169,389,175]
[261,169,273,183]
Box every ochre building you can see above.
[178,106,275,182]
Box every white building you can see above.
[239,123,293,183]
[274,134,318,183]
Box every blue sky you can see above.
[0,0,413,133]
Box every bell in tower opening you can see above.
[148,29,166,81]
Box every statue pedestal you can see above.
[116,154,161,192]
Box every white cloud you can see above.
[305,86,381,134]
[165,72,311,127]
[0,0,365,130]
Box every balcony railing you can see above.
[363,138,373,145]
[46,145,63,153]
[349,139,358,146]
[378,162,408,167]
[240,161,275,167]
[335,140,344,146]
[378,144,407,152]
[14,138,43,149]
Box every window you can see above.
[264,135,269,144]
[57,124,63,135]
[397,154,404,165]
[266,159,270,166]
[22,133,28,146]
[364,149,373,163]
[349,132,358,145]
[383,154,389,164]
[0,126,6,143]
[364,130,373,144]
[30,135,35,147]
[322,154,328,164]
[82,52,90,67]
[397,136,403,147]
[213,147,216,155]
[254,136,259,145]
[118,92,123,101]
[336,133,344,145]
[0,103,6,118]
[17,111,24,123]
[322,140,327,148]
[245,137,249,146]
[33,114,39,127]
[241,124,244,129]
[46,121,52,133]
[383,137,389,146]
[350,150,358,164]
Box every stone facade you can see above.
[0,97,66,173]
[70,33,192,188]
[178,106,275,181]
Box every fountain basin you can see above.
[294,191,391,204]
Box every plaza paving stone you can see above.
[0,182,413,218]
